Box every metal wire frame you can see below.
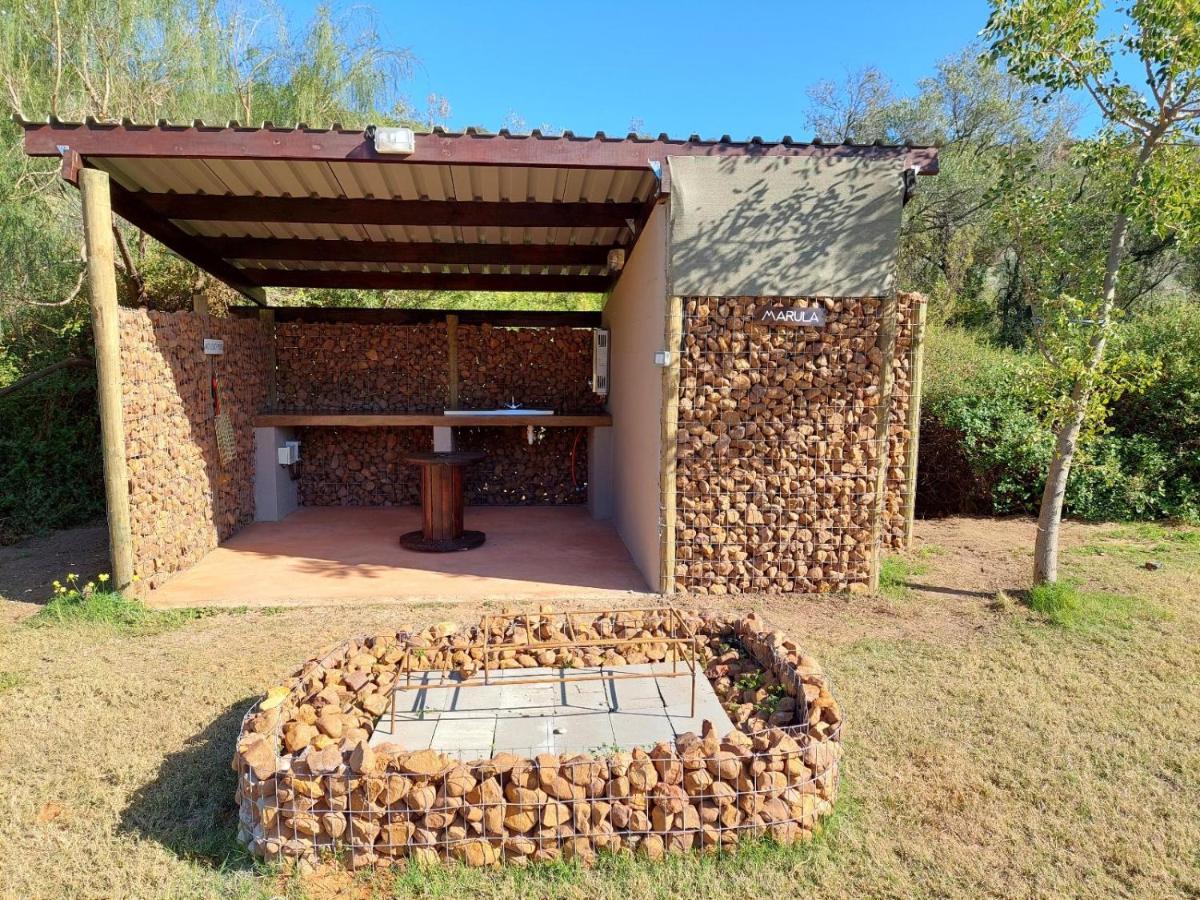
[236,715,843,867]
[671,295,917,593]
[392,607,701,719]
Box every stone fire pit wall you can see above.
[234,611,842,870]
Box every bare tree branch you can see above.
[112,225,146,303]
[0,358,92,400]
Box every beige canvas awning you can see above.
[666,155,908,298]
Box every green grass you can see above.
[0,671,24,694]
[1071,522,1200,568]
[376,811,849,900]
[878,554,929,600]
[1098,523,1200,544]
[27,587,248,632]
[1024,581,1160,631]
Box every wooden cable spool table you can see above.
[399,450,487,552]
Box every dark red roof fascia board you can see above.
[21,121,939,175]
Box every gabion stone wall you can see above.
[274,323,598,507]
[456,426,589,505]
[274,323,448,413]
[119,309,269,587]
[294,426,589,507]
[674,295,917,595]
[273,322,601,415]
[295,427,431,507]
[457,325,605,414]
[234,611,842,871]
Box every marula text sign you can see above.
[754,306,828,327]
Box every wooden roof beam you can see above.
[207,237,614,267]
[140,195,642,229]
[240,270,611,293]
[228,306,602,327]
[21,120,939,175]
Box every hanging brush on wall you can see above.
[212,370,236,466]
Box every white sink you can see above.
[443,409,554,416]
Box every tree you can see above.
[885,47,1078,328]
[803,67,894,142]
[802,47,1079,329]
[982,0,1200,584]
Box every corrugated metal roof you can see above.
[17,116,937,298]
[13,114,936,150]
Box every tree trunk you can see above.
[1032,131,1161,586]
[1033,213,1130,584]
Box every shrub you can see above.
[918,308,1200,524]
[919,327,1049,515]
[0,365,105,544]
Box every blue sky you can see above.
[276,0,1110,137]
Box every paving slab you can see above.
[371,663,734,755]
[370,718,437,748]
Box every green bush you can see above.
[919,327,1050,515]
[919,306,1200,523]
[0,366,105,543]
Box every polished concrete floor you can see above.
[370,663,732,758]
[148,506,651,608]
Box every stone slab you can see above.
[370,662,734,756]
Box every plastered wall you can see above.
[602,203,669,590]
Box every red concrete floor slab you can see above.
[146,507,652,608]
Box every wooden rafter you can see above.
[239,270,611,292]
[206,237,615,267]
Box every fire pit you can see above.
[234,608,842,870]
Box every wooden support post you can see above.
[446,313,459,409]
[259,307,277,409]
[80,168,134,589]
[868,292,900,591]
[659,295,683,595]
[903,296,928,548]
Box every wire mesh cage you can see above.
[234,609,843,870]
[671,295,920,594]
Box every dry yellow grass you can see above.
[0,517,1197,899]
